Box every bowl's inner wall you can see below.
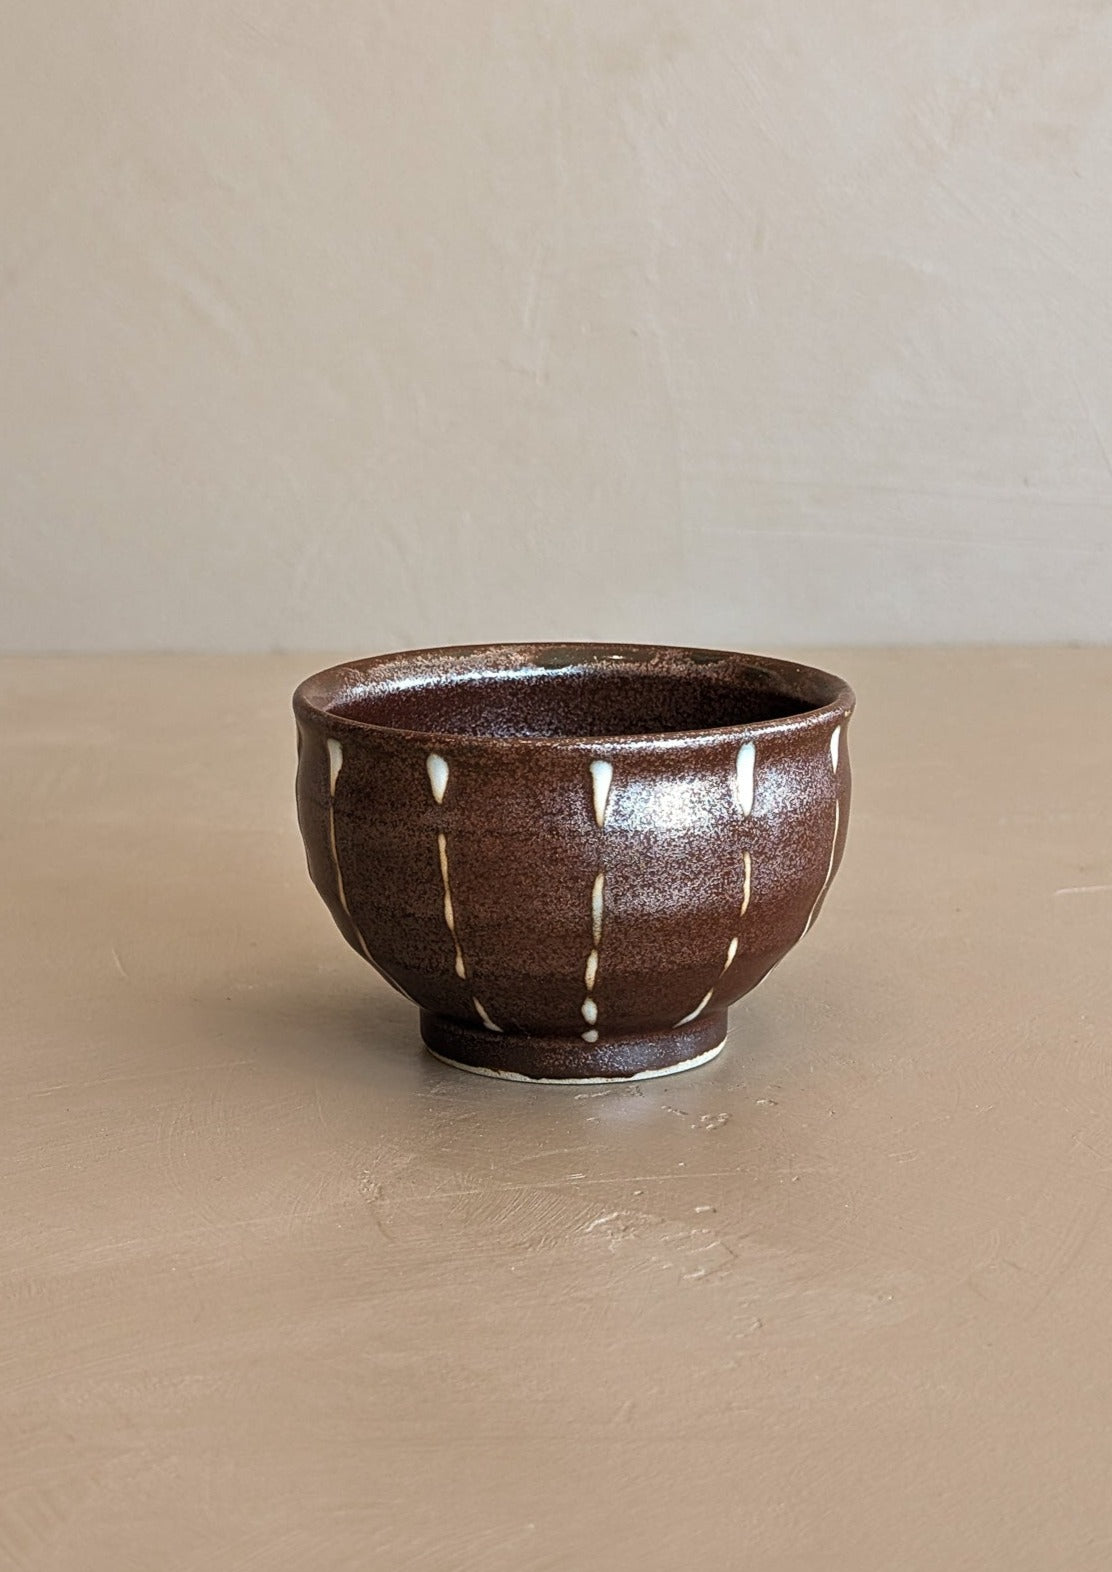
[327,656,825,740]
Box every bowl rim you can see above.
[293,641,856,752]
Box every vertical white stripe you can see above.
[674,737,760,1028]
[327,737,344,794]
[675,989,714,1027]
[582,865,607,1041]
[582,762,614,1042]
[426,752,450,804]
[801,799,841,939]
[435,831,466,979]
[428,750,496,1017]
[591,872,605,946]
[801,727,843,938]
[826,799,841,890]
[325,737,373,962]
[473,997,502,1033]
[590,759,614,828]
[735,742,756,817]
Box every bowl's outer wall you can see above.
[294,696,851,1040]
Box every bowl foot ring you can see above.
[420,1010,727,1083]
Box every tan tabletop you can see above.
[4,649,1112,1571]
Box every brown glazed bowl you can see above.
[293,643,854,1083]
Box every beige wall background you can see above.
[2,1,1111,652]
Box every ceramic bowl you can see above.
[293,643,855,1082]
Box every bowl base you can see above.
[419,1010,727,1084]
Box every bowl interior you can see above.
[317,645,845,742]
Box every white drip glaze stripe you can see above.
[673,744,757,1029]
[801,725,842,939]
[675,988,714,1026]
[427,752,449,804]
[325,739,375,962]
[581,762,612,1040]
[591,872,605,946]
[735,741,756,817]
[801,800,840,939]
[426,751,501,1030]
[473,997,503,1033]
[327,737,343,794]
[590,759,614,828]
[436,833,467,979]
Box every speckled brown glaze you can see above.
[293,643,855,1082]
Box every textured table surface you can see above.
[4,649,1112,1571]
